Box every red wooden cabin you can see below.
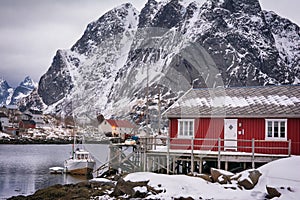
[19,120,36,129]
[165,85,300,155]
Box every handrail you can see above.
[138,136,291,156]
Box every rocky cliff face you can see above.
[0,79,13,105]
[0,76,36,106]
[25,0,300,126]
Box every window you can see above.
[178,119,194,138]
[265,119,287,140]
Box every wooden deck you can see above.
[96,136,291,176]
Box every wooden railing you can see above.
[138,136,291,172]
[139,137,291,156]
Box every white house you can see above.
[0,112,9,129]
[99,119,136,139]
[25,109,44,127]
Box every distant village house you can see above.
[99,119,136,139]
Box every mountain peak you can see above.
[152,0,184,28]
[0,78,10,89]
[220,0,262,15]
[71,2,139,55]
[20,76,36,89]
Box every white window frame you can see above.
[265,119,287,141]
[178,119,194,138]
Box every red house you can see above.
[165,85,300,155]
[19,120,36,129]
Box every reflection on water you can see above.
[0,144,108,199]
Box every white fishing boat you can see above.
[64,148,95,176]
[64,131,96,176]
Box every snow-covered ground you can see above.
[0,131,11,138]
[94,156,300,199]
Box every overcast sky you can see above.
[0,0,299,87]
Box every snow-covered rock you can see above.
[0,78,13,105]
[122,156,300,199]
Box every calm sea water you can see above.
[0,144,109,199]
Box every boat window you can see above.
[77,154,80,159]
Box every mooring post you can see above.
[191,137,194,173]
[143,138,147,171]
[288,139,291,157]
[251,138,255,169]
[199,158,203,173]
[218,137,221,169]
[167,135,170,174]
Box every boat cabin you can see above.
[74,150,92,160]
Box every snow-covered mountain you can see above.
[24,0,300,126]
[0,76,37,106]
[0,78,13,105]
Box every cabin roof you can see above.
[106,119,135,128]
[164,85,300,118]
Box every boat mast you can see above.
[146,63,149,127]
[72,125,75,159]
[158,84,161,134]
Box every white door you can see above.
[224,119,238,151]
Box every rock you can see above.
[238,178,254,190]
[210,168,233,184]
[287,187,294,192]
[237,170,262,190]
[266,186,281,199]
[196,174,213,182]
[248,170,261,186]
[218,174,231,184]
[174,197,194,200]
[111,177,150,198]
[210,168,222,182]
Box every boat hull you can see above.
[64,160,95,176]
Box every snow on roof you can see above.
[5,105,18,110]
[165,85,300,118]
[106,119,135,128]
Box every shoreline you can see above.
[0,138,73,145]
[0,138,111,145]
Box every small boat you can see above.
[64,148,96,176]
[49,166,64,174]
[124,138,136,145]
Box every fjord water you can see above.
[0,144,109,199]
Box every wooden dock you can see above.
[95,136,291,176]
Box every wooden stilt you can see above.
[225,161,228,171]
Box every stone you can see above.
[196,174,213,182]
[111,177,150,198]
[237,170,262,190]
[210,168,233,184]
[266,186,281,199]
